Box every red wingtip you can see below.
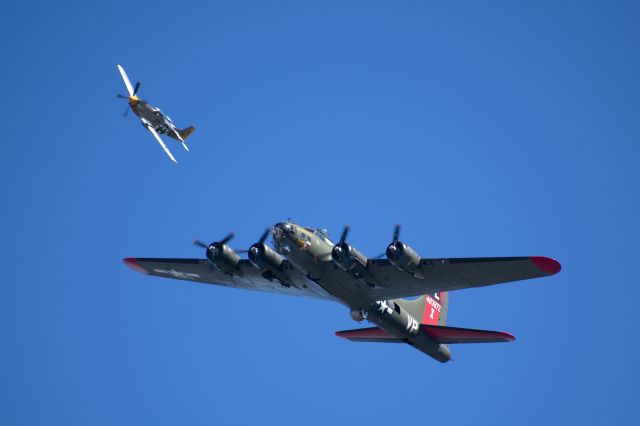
[502,331,516,342]
[123,257,148,274]
[530,256,561,275]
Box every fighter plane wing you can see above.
[359,256,561,301]
[146,125,177,163]
[123,257,335,301]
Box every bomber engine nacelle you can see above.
[248,229,292,287]
[331,226,368,279]
[249,242,285,271]
[207,242,241,270]
[248,228,284,270]
[193,233,241,276]
[385,225,424,279]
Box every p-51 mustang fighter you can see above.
[116,64,195,163]
[123,222,561,362]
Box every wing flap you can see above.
[421,324,515,344]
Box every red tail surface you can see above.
[421,292,448,325]
[336,325,514,344]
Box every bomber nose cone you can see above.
[275,222,293,235]
[273,223,285,240]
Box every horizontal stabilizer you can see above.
[335,327,403,343]
[336,325,514,344]
[421,324,515,344]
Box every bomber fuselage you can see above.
[272,221,450,361]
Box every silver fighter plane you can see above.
[117,65,195,163]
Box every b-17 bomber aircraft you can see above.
[123,222,561,362]
[117,65,195,163]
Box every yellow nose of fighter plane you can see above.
[117,65,142,108]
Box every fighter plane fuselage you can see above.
[129,98,175,136]
[117,65,195,163]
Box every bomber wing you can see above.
[123,257,335,301]
[355,256,560,302]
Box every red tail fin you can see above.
[421,292,448,325]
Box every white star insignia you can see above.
[376,300,393,315]
[153,268,200,280]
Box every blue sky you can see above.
[1,1,639,424]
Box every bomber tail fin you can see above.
[399,292,449,326]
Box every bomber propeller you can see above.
[193,232,239,260]
[332,225,351,260]
[249,228,272,259]
[392,224,401,243]
[370,225,402,259]
[386,225,403,258]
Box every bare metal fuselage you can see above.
[130,98,179,138]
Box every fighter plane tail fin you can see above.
[178,126,196,140]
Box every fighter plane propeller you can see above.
[116,76,141,117]
[116,64,195,163]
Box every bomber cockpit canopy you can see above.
[305,227,333,244]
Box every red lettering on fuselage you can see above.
[422,294,442,325]
[426,295,441,312]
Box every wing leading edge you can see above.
[146,126,177,163]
